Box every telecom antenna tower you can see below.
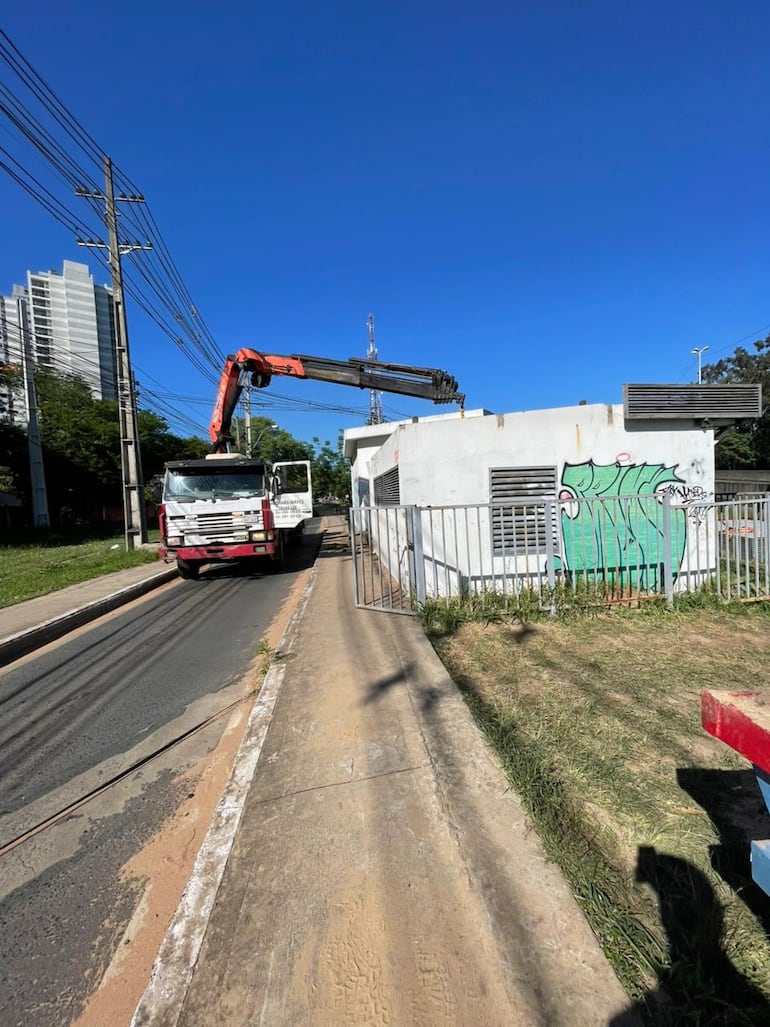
[366,313,384,425]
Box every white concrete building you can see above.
[344,402,716,602]
[0,286,29,422]
[0,260,116,425]
[346,403,714,508]
[343,408,490,508]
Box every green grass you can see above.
[427,599,770,1025]
[0,537,161,608]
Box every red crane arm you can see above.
[209,347,464,451]
[209,349,305,450]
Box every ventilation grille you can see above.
[373,465,400,505]
[490,467,557,556]
[624,384,762,423]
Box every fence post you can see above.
[349,506,360,606]
[662,491,674,610]
[409,506,427,606]
[544,499,557,614]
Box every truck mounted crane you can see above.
[209,349,464,451]
[158,348,464,579]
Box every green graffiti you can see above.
[556,461,687,590]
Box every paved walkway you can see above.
[0,524,638,1024]
[136,519,638,1026]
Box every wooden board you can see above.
[701,689,770,775]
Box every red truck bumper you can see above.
[160,541,277,563]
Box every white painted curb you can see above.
[130,565,318,1027]
[0,568,178,667]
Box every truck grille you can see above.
[188,511,251,543]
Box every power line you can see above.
[0,30,224,391]
[0,29,107,177]
[674,321,770,384]
[0,145,94,236]
[0,315,208,439]
[0,37,380,446]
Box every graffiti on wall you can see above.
[554,460,690,590]
[658,481,710,527]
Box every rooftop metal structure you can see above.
[623,383,762,428]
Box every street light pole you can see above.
[692,346,709,385]
[253,423,278,457]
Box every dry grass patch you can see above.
[429,604,770,1024]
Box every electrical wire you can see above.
[0,310,208,438]
[0,30,225,388]
[0,34,390,442]
[1,299,373,439]
[0,29,107,180]
[673,322,770,384]
[0,145,95,237]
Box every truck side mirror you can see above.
[150,476,163,504]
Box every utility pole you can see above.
[366,313,384,425]
[76,157,152,549]
[244,376,252,456]
[692,346,709,385]
[18,295,49,528]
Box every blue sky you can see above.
[2,1,769,445]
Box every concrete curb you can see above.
[130,562,319,1027]
[0,568,178,667]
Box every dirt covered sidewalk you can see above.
[141,521,635,1026]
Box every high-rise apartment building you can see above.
[0,260,117,425]
[0,286,28,423]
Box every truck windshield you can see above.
[164,468,266,501]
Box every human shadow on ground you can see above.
[609,845,770,1026]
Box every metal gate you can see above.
[350,505,424,614]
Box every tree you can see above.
[237,416,314,463]
[1,362,22,398]
[138,410,208,480]
[311,433,350,500]
[34,369,122,521]
[241,415,351,501]
[28,368,208,525]
[0,420,26,497]
[703,336,770,468]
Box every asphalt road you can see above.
[0,528,321,1027]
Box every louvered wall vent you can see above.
[489,466,558,557]
[373,465,400,505]
[624,383,762,425]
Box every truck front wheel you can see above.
[268,534,285,572]
[177,558,201,580]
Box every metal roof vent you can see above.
[623,383,762,428]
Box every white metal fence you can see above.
[350,494,770,613]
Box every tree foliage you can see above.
[2,368,208,527]
[138,409,208,478]
[310,433,350,500]
[2,367,354,528]
[703,336,770,469]
[35,371,122,507]
[0,420,26,496]
[242,416,315,463]
[237,416,351,500]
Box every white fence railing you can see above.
[351,494,770,613]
